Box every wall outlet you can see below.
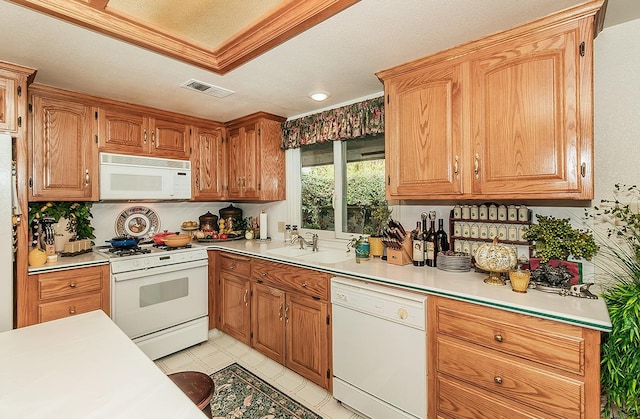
[277,221,285,233]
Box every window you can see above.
[299,135,385,238]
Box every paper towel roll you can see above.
[260,210,268,240]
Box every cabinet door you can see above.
[227,123,260,200]
[227,127,243,199]
[150,117,190,159]
[286,293,328,388]
[470,20,592,199]
[0,74,17,132]
[219,271,251,345]
[30,94,97,200]
[385,64,463,199]
[251,282,285,364]
[98,107,147,154]
[192,125,226,200]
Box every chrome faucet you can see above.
[291,233,319,251]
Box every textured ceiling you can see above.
[1,0,638,123]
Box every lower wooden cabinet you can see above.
[214,252,331,390]
[428,296,601,418]
[217,253,252,345]
[23,264,110,327]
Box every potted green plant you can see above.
[590,184,640,418]
[523,214,598,287]
[28,201,95,241]
[366,205,392,257]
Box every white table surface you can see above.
[0,310,205,418]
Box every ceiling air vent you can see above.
[180,79,234,98]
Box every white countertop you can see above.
[28,250,109,274]
[0,310,205,419]
[207,239,612,332]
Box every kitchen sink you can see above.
[296,249,352,264]
[264,247,315,258]
[264,246,353,264]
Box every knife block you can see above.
[386,236,412,265]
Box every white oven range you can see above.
[106,246,209,360]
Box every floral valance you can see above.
[281,96,384,149]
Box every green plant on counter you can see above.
[590,184,640,418]
[523,214,598,262]
[28,201,95,241]
[365,205,392,237]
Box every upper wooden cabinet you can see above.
[98,106,190,160]
[191,123,227,201]
[226,112,286,201]
[0,62,35,134]
[28,85,98,201]
[377,1,603,200]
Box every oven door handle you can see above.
[112,259,208,282]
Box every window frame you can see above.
[291,140,386,241]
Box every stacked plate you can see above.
[436,252,472,272]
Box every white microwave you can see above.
[99,152,191,200]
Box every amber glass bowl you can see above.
[509,270,531,293]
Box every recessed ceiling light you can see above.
[309,91,330,101]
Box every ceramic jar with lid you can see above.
[479,204,488,220]
[497,205,507,221]
[199,211,219,232]
[488,204,498,220]
[507,205,518,221]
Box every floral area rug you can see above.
[210,363,322,419]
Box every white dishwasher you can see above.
[331,277,427,419]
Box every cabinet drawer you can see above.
[436,336,583,418]
[252,259,329,300]
[435,298,584,374]
[219,253,251,277]
[38,269,104,300]
[436,374,550,419]
[38,293,103,323]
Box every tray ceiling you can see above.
[9,0,358,74]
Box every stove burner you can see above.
[153,244,193,251]
[108,246,152,257]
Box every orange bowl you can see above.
[162,234,191,247]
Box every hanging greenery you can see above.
[28,201,95,241]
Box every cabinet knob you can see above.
[494,334,503,342]
[301,282,308,288]
[69,307,76,315]
[69,282,76,288]
[494,375,503,384]
[229,263,236,269]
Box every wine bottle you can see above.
[412,222,425,266]
[425,218,437,267]
[436,218,450,256]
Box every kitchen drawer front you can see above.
[436,374,550,419]
[436,336,583,418]
[38,293,103,323]
[435,298,584,374]
[219,253,251,277]
[251,259,329,300]
[38,269,104,300]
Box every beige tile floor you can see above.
[154,329,364,419]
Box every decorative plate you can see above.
[115,206,160,237]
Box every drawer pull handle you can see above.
[494,375,503,384]
[229,263,236,269]
[278,302,283,321]
[285,303,290,323]
[69,307,76,315]
[69,282,76,288]
[494,334,503,342]
[301,282,308,288]
[243,289,248,306]
[261,272,267,276]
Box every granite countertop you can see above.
[206,239,612,332]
